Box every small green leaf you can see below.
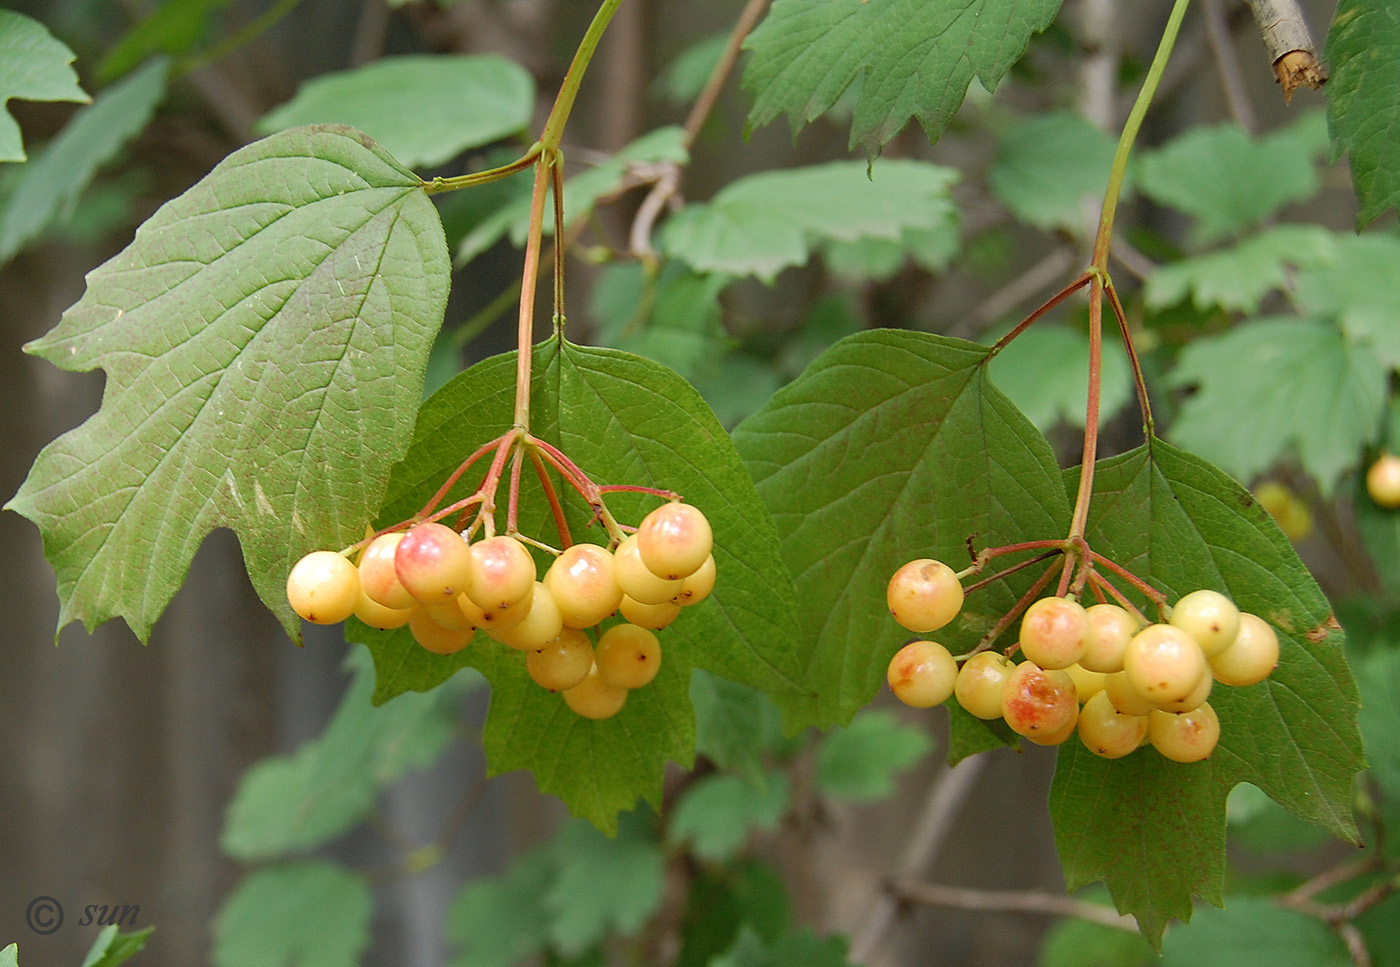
[733,329,1071,731]
[221,647,467,860]
[678,861,793,967]
[660,160,959,283]
[0,57,168,264]
[1159,897,1350,967]
[356,339,810,831]
[590,262,733,382]
[1052,438,1361,943]
[1357,648,1400,802]
[668,772,790,862]
[447,848,554,967]
[815,709,931,801]
[98,0,230,82]
[691,671,788,786]
[1294,233,1400,368]
[1038,902,1156,967]
[1137,123,1319,243]
[7,125,449,642]
[989,111,1120,234]
[988,322,1133,433]
[257,55,534,169]
[211,861,372,967]
[1167,318,1387,494]
[742,0,1063,154]
[0,9,89,162]
[546,817,666,955]
[0,944,14,967]
[457,127,687,265]
[1325,0,1400,225]
[1144,225,1338,315]
[80,925,156,967]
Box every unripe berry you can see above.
[614,535,683,604]
[287,551,360,624]
[596,624,663,689]
[886,559,964,633]
[618,595,682,630]
[1148,703,1220,763]
[353,589,417,630]
[464,536,536,611]
[1065,663,1106,704]
[563,664,629,720]
[636,502,713,580]
[492,582,564,651]
[1123,624,1208,705]
[1077,691,1148,759]
[1018,596,1093,669]
[1208,612,1279,686]
[527,628,594,692]
[1169,589,1240,658]
[1080,604,1138,673]
[954,651,1015,719]
[358,532,415,610]
[409,610,473,655]
[673,554,716,606]
[544,543,623,628]
[395,522,473,604]
[1367,453,1400,509]
[1103,671,1156,717]
[887,640,958,708]
[1001,662,1078,738]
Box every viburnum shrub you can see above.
[6,0,1396,957]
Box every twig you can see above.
[1242,0,1327,101]
[889,878,1139,932]
[850,756,989,963]
[1202,0,1257,133]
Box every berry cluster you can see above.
[287,493,714,720]
[884,559,1279,763]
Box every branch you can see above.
[1242,0,1327,102]
[889,878,1139,932]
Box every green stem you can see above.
[1092,0,1192,270]
[424,147,542,196]
[540,0,627,152]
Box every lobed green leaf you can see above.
[0,9,89,162]
[1144,225,1338,315]
[1325,0,1400,225]
[989,111,1121,234]
[7,125,449,642]
[1052,438,1361,943]
[815,709,932,801]
[668,772,790,862]
[1158,896,1350,967]
[211,861,372,967]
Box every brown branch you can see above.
[889,878,1139,931]
[1242,0,1327,101]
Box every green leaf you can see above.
[1038,909,1156,967]
[742,0,1063,154]
[1325,0,1400,225]
[655,33,728,105]
[988,322,1133,433]
[711,925,852,967]
[221,646,467,860]
[257,55,534,169]
[1137,123,1319,243]
[590,262,733,382]
[668,772,790,862]
[457,127,687,265]
[678,860,793,967]
[1143,225,1338,315]
[1294,233,1400,368]
[545,817,666,955]
[0,944,14,967]
[356,339,810,831]
[447,848,554,967]
[1357,648,1400,802]
[815,709,931,801]
[0,9,89,162]
[733,329,1071,731]
[660,160,959,282]
[211,861,373,967]
[989,111,1120,234]
[7,125,449,642]
[691,671,788,786]
[1226,783,1332,855]
[80,925,156,967]
[823,218,962,282]
[1167,317,1388,494]
[1051,438,1361,943]
[98,0,230,82]
[1158,897,1350,967]
[0,58,167,264]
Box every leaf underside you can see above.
[8,124,449,642]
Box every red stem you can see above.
[506,445,525,534]
[530,448,574,549]
[972,561,1059,657]
[1089,551,1169,611]
[961,550,1061,597]
[1087,572,1152,626]
[1103,279,1154,434]
[987,272,1092,357]
[417,432,515,520]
